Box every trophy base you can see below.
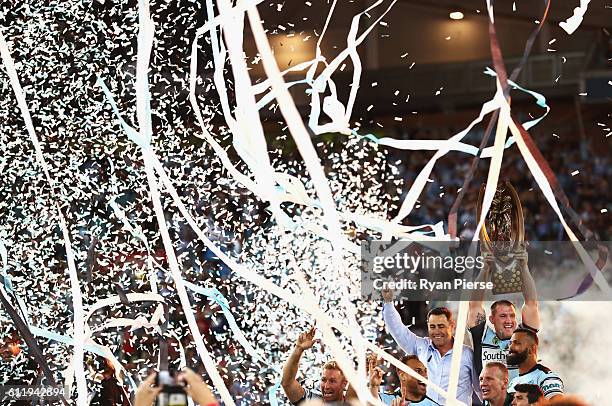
[491,264,523,295]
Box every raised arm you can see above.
[367,363,384,401]
[468,252,493,328]
[281,327,316,403]
[381,288,426,353]
[178,368,219,406]
[516,248,540,330]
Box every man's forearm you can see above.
[520,265,537,302]
[382,303,420,353]
[470,263,491,303]
[468,263,490,328]
[520,265,540,329]
[281,346,304,386]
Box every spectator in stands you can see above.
[134,368,218,406]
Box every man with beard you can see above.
[506,328,563,400]
[281,327,349,405]
[368,354,440,405]
[468,250,540,382]
[382,289,477,405]
[510,384,543,406]
[478,362,508,406]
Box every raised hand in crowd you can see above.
[178,367,218,406]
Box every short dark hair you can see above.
[513,327,539,346]
[483,361,508,379]
[427,307,453,322]
[490,300,515,314]
[396,354,423,374]
[513,384,544,403]
[401,354,420,365]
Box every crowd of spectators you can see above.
[0,114,608,405]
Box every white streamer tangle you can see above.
[0,28,88,406]
[2,0,606,404]
[97,0,236,403]
[148,149,455,403]
[559,0,591,35]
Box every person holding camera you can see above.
[134,368,219,406]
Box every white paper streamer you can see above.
[149,151,458,404]
[0,28,88,406]
[559,0,591,35]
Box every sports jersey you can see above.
[292,387,349,405]
[379,388,441,405]
[470,321,536,382]
[507,363,564,399]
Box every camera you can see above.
[155,370,188,406]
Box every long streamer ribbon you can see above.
[149,150,455,404]
[0,28,87,406]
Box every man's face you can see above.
[398,358,427,398]
[490,304,517,339]
[479,367,507,400]
[507,332,532,366]
[320,368,346,402]
[511,391,531,406]
[427,314,453,348]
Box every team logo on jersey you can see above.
[482,349,507,362]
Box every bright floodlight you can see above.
[449,11,464,20]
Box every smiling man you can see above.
[468,249,540,383]
[506,328,564,400]
[382,289,477,405]
[281,327,349,405]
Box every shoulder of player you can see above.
[299,387,323,402]
[534,363,562,377]
[423,394,443,405]
[521,364,563,384]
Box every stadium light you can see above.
[449,11,464,20]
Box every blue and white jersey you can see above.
[379,388,440,406]
[507,363,564,399]
[293,387,349,405]
[470,321,535,382]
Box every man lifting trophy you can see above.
[476,181,526,295]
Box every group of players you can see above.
[280,252,589,406]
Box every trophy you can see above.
[476,181,525,295]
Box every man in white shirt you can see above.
[382,289,477,405]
